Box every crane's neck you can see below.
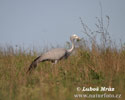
[67,39,75,53]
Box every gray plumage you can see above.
[27,34,80,73]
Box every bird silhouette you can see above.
[27,34,80,73]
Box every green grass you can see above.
[0,46,125,100]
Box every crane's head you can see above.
[71,34,80,41]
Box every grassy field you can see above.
[0,17,125,100]
[0,44,125,100]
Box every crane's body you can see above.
[41,48,68,61]
[27,34,80,73]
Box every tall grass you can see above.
[0,16,125,100]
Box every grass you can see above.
[0,16,125,100]
[0,45,125,100]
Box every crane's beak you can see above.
[76,37,81,41]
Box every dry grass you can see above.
[0,44,125,100]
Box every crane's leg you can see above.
[51,60,58,68]
[54,60,58,64]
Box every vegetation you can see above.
[0,16,125,100]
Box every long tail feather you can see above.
[26,56,40,74]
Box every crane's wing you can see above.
[26,48,67,73]
[41,48,67,60]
